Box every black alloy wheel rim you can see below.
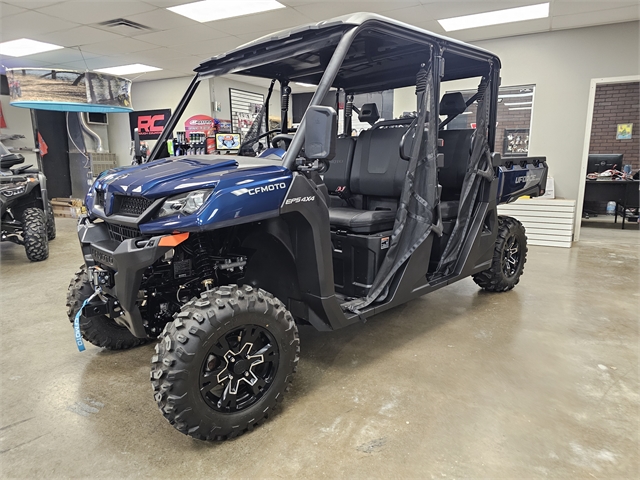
[200,325,279,413]
[502,235,521,278]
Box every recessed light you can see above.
[168,0,285,23]
[438,3,549,32]
[295,82,316,88]
[504,101,533,106]
[94,64,161,75]
[0,38,63,57]
[508,107,533,111]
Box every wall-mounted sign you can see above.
[129,108,171,140]
[6,68,132,113]
[616,123,633,140]
[184,114,215,141]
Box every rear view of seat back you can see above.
[324,136,356,195]
[350,127,411,198]
[438,129,474,200]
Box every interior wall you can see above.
[589,82,639,171]
[108,76,210,166]
[108,75,281,166]
[0,95,35,152]
[210,76,280,127]
[394,21,639,201]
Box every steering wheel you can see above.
[271,134,294,150]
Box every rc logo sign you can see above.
[129,108,171,140]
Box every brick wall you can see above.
[589,82,639,171]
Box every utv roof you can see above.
[196,13,501,93]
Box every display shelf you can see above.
[498,198,577,248]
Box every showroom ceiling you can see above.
[0,0,638,82]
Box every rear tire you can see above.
[46,200,56,240]
[66,265,146,350]
[22,207,48,262]
[473,216,527,292]
[151,285,299,441]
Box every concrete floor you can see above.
[0,218,638,478]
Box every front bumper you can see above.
[78,216,173,338]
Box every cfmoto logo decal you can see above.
[515,174,538,184]
[231,182,287,196]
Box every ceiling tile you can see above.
[3,1,65,8]
[551,5,640,29]
[205,7,310,35]
[452,17,551,43]
[80,37,159,56]
[0,10,80,42]
[58,56,128,70]
[551,1,639,17]
[0,2,27,17]
[0,56,52,70]
[171,36,243,56]
[133,23,229,47]
[32,26,124,47]
[23,48,104,65]
[37,0,158,25]
[123,6,203,31]
[130,47,192,62]
[129,68,185,82]
[140,0,193,7]
[292,1,420,21]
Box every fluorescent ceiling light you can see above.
[504,101,533,106]
[295,82,316,88]
[168,0,285,23]
[0,38,63,57]
[509,107,533,111]
[94,64,161,75]
[438,3,549,32]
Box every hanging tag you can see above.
[73,288,101,352]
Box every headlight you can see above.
[0,184,26,197]
[157,189,213,218]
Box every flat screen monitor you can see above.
[587,154,623,173]
[216,133,241,151]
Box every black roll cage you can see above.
[149,15,501,168]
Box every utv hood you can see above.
[87,155,293,232]
[93,156,246,198]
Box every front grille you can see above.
[113,195,154,216]
[95,190,106,209]
[107,223,142,242]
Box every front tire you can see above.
[473,216,527,292]
[22,207,48,261]
[45,200,56,240]
[66,265,146,350]
[151,285,300,441]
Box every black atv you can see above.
[1,141,55,261]
[67,13,548,440]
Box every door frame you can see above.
[574,74,640,241]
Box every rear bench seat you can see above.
[328,124,411,233]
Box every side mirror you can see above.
[305,106,337,161]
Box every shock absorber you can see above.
[190,235,215,289]
[344,94,354,136]
[281,82,291,134]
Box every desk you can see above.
[583,180,639,229]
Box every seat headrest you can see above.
[358,103,380,125]
[439,92,467,116]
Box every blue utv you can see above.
[66,13,548,440]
